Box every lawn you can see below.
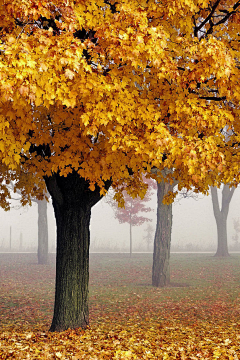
[0,252,240,359]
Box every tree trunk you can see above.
[37,198,48,265]
[129,199,133,257]
[152,181,173,287]
[215,216,229,256]
[211,185,235,257]
[130,213,132,258]
[45,171,110,332]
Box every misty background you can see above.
[0,186,240,253]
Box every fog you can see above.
[0,187,240,253]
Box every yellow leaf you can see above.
[65,69,75,80]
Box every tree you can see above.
[232,217,240,248]
[36,197,49,265]
[107,179,155,256]
[152,180,206,288]
[7,182,49,264]
[152,179,174,287]
[143,224,155,251]
[211,185,235,257]
[0,1,240,331]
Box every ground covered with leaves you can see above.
[1,252,240,359]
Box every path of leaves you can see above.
[1,253,240,359]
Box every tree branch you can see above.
[221,184,235,216]
[210,186,220,218]
[214,1,240,27]
[199,96,226,101]
[194,0,221,37]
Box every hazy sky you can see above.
[0,186,239,252]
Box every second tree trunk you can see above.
[152,181,173,287]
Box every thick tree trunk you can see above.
[37,198,48,265]
[211,185,235,257]
[152,181,173,287]
[45,171,109,332]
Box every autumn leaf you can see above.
[1,253,240,359]
[65,68,75,80]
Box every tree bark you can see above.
[45,171,110,332]
[37,198,48,265]
[152,180,173,287]
[211,185,235,257]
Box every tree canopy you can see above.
[1,0,240,332]
[0,0,240,201]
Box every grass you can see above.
[1,252,240,358]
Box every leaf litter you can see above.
[1,253,240,359]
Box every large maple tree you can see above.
[0,0,240,331]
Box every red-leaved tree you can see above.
[107,178,156,256]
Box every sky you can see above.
[0,186,240,252]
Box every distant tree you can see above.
[143,224,155,251]
[8,182,49,264]
[211,185,235,257]
[107,178,155,257]
[35,196,49,265]
[232,218,240,248]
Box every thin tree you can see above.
[232,218,240,248]
[8,182,49,264]
[107,179,155,257]
[211,185,235,257]
[143,224,155,251]
[35,196,49,265]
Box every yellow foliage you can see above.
[0,0,239,200]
